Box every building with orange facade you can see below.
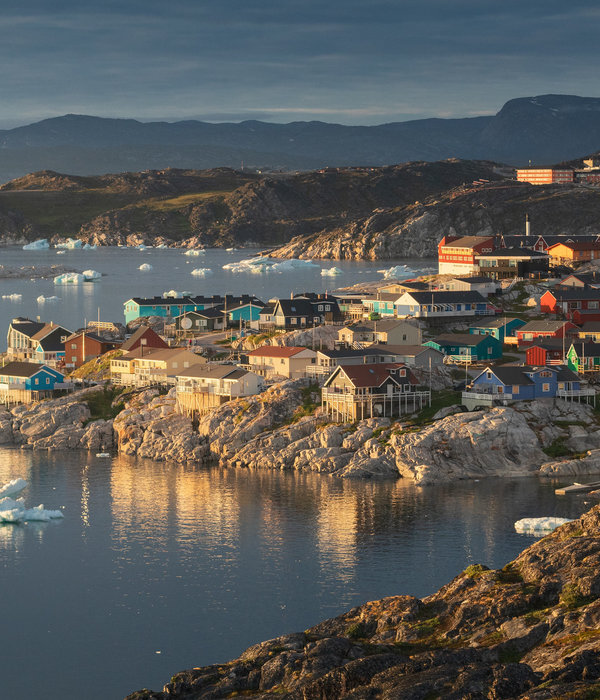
[546,241,600,265]
[437,235,495,275]
[516,169,574,185]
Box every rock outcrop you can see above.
[127,504,600,700]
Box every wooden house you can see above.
[516,320,578,346]
[424,333,502,361]
[525,340,565,366]
[469,316,526,343]
[566,342,600,374]
[244,346,317,379]
[394,291,490,319]
[322,363,430,422]
[0,362,67,404]
[121,326,169,352]
[63,331,121,369]
[540,289,600,316]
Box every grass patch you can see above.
[84,386,125,421]
[542,437,572,459]
[495,563,523,585]
[464,564,489,578]
[346,622,366,640]
[407,389,461,426]
[560,583,592,610]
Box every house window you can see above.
[400,369,406,377]
[71,343,77,349]
[172,362,178,368]
[281,359,285,364]
[72,356,77,363]
[487,347,493,354]
[512,385,519,394]
[35,378,39,385]
[318,305,323,311]
[486,371,492,379]
[590,301,599,309]
[542,383,550,392]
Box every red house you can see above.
[63,331,121,369]
[121,326,168,353]
[516,320,578,347]
[540,289,600,316]
[525,340,565,366]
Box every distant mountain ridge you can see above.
[0,94,599,181]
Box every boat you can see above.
[555,480,600,495]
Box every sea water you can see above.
[0,447,588,700]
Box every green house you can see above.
[424,333,502,361]
[566,342,600,373]
[469,316,526,342]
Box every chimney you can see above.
[525,213,530,237]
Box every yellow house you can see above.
[111,347,207,386]
[245,346,317,379]
[547,242,600,265]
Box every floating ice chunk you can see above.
[23,238,50,250]
[82,269,101,281]
[55,238,83,249]
[56,250,66,255]
[184,249,205,256]
[54,272,84,285]
[321,267,343,277]
[37,295,60,303]
[0,479,64,524]
[0,478,27,498]
[96,452,110,458]
[139,263,153,271]
[226,247,236,252]
[156,244,168,249]
[378,265,416,280]
[137,244,153,251]
[223,256,319,274]
[2,294,23,301]
[163,290,184,298]
[83,243,97,250]
[514,517,573,535]
[191,268,213,277]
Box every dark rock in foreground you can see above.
[126,505,600,699]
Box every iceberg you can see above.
[156,244,168,249]
[321,267,343,277]
[83,243,97,250]
[55,238,83,249]
[56,250,66,255]
[514,517,573,535]
[23,238,50,250]
[2,294,23,301]
[37,295,60,303]
[0,479,64,524]
[82,269,102,281]
[139,263,153,271]
[184,249,205,256]
[378,265,416,280]
[191,268,213,277]
[0,478,27,499]
[163,290,186,298]
[54,272,84,285]
[223,256,319,275]
[137,244,152,251]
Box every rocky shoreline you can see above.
[126,503,600,699]
[3,382,600,483]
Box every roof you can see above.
[260,305,275,315]
[274,299,315,316]
[119,347,164,360]
[525,339,564,350]
[64,331,118,344]
[328,363,416,388]
[470,317,525,329]
[569,342,600,357]
[370,344,438,357]
[401,291,487,304]
[176,363,251,380]
[37,328,69,352]
[30,323,70,342]
[544,289,600,301]
[362,292,399,302]
[579,322,600,332]
[477,247,548,259]
[247,346,313,358]
[449,276,497,284]
[0,361,62,378]
[8,318,45,338]
[134,348,205,363]
[518,320,572,333]
[317,347,387,360]
[430,333,492,346]
[441,235,494,248]
[483,366,534,386]
[177,307,224,319]
[121,326,166,351]
[548,241,600,252]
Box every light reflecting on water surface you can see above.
[0,447,589,700]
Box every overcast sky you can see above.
[0,0,598,128]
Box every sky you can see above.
[0,0,599,128]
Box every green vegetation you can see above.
[495,562,523,584]
[464,564,489,578]
[407,389,461,427]
[346,622,366,639]
[560,583,592,610]
[286,383,320,424]
[542,437,572,459]
[84,386,125,421]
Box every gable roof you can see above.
[30,323,70,342]
[8,318,46,338]
[0,361,63,378]
[441,235,494,248]
[430,333,493,346]
[326,363,416,388]
[121,326,167,351]
[274,299,315,316]
[544,288,600,301]
[548,241,600,252]
[176,363,250,380]
[470,316,525,329]
[518,320,573,333]
[477,247,548,259]
[247,346,312,358]
[401,291,487,304]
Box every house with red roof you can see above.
[244,346,318,379]
[321,363,430,422]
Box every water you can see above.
[0,247,435,344]
[0,447,589,700]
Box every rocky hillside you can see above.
[270,180,600,260]
[0,160,503,248]
[128,503,600,699]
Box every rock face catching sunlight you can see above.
[126,504,600,699]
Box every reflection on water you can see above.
[0,447,590,700]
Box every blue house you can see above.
[463,364,589,410]
[0,361,66,404]
[227,301,265,325]
[424,333,502,361]
[361,293,398,317]
[124,295,263,325]
[469,316,526,342]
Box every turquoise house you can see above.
[424,333,502,361]
[124,295,263,325]
[0,362,66,403]
[469,317,526,342]
[361,293,397,317]
[228,302,265,324]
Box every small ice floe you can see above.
[226,247,236,252]
[137,244,150,251]
[37,295,60,303]
[23,238,50,250]
[223,256,319,274]
[0,479,64,524]
[378,265,414,280]
[184,249,205,256]
[321,267,342,277]
[514,517,573,535]
[56,250,66,255]
[82,269,101,281]
[2,294,23,301]
[191,268,212,277]
[162,289,191,298]
[54,272,84,285]
[0,478,27,499]
[156,244,168,249]
[55,238,83,249]
[139,263,153,271]
[96,452,110,458]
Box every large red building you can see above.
[63,331,121,369]
[437,235,495,275]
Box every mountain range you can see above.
[0,94,599,182]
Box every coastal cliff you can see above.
[127,504,600,699]
[5,383,600,483]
